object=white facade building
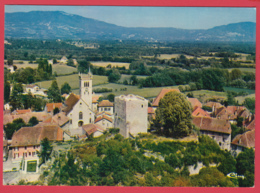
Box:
[114,94,148,138]
[64,72,95,130]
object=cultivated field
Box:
[93,83,180,99]
[90,61,130,69]
[235,94,255,104]
[11,61,38,69]
[52,64,77,75]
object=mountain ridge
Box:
[4,11,256,41]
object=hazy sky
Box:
[5,6,256,29]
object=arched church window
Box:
[79,112,83,119]
[89,118,92,123]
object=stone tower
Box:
[114,94,148,138]
[79,70,93,110]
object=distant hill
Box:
[5,11,256,41]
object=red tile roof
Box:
[96,111,112,117]
[63,93,80,114]
[148,107,155,114]
[11,125,63,147]
[46,103,63,112]
[39,112,69,127]
[26,84,38,89]
[95,115,113,123]
[246,119,255,131]
[205,102,223,109]
[192,107,210,117]
[98,100,113,107]
[82,124,105,136]
[4,112,52,125]
[231,129,255,148]
[12,109,32,115]
[188,98,202,111]
[92,95,100,103]
[192,117,231,134]
[152,88,180,107]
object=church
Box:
[63,70,95,131]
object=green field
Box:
[224,87,255,94]
[52,64,77,75]
[36,74,108,89]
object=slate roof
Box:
[231,129,255,148]
[82,124,105,136]
[192,107,210,117]
[188,98,202,111]
[98,100,113,107]
[152,88,180,107]
[11,125,63,147]
[192,116,231,134]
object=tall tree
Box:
[38,138,53,166]
[47,80,62,102]
[153,91,193,138]
[61,82,71,94]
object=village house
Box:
[60,56,68,64]
[10,124,63,173]
[37,112,70,130]
[3,112,52,126]
[12,109,32,115]
[151,88,180,111]
[192,107,210,117]
[231,129,255,156]
[82,124,105,138]
[95,115,113,130]
[98,100,114,114]
[114,94,148,138]
[24,84,48,97]
[45,102,63,115]
[204,101,223,114]
[193,116,232,151]
[92,95,100,112]
[188,98,202,111]
[214,106,251,124]
[148,107,155,122]
[25,84,39,94]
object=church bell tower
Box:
[79,68,93,109]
